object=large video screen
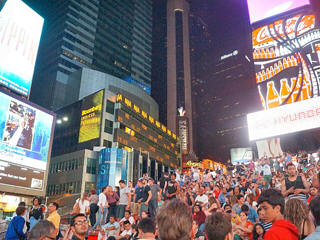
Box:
[252,13,320,111]
[0,90,55,192]
[78,90,104,143]
[247,0,310,24]
[0,0,44,97]
[247,97,320,141]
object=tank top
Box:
[285,176,306,201]
[167,180,177,198]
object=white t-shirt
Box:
[120,216,135,225]
[121,228,132,237]
[98,192,107,208]
[195,194,208,204]
[76,199,90,214]
[263,164,271,175]
[119,187,131,205]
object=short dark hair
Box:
[29,220,56,240]
[138,218,155,233]
[237,194,244,200]
[205,212,232,240]
[171,172,176,177]
[50,202,59,210]
[223,204,231,210]
[123,220,130,225]
[70,213,86,226]
[257,189,285,214]
[101,186,107,192]
[310,195,320,226]
[16,206,26,216]
[286,163,295,169]
[119,180,125,184]
[156,199,192,240]
[109,215,115,219]
[18,202,26,207]
[125,210,131,215]
[241,204,249,212]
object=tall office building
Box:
[30,0,152,110]
[152,0,193,153]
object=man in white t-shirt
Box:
[116,180,131,220]
[195,187,208,208]
[93,186,109,230]
[119,210,135,225]
[117,220,132,240]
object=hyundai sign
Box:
[247,97,320,141]
[247,0,310,24]
[0,0,44,97]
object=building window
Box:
[86,158,96,174]
[104,119,113,134]
[103,140,112,148]
[106,100,115,114]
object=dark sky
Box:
[191,0,252,55]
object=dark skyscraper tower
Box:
[30,0,152,110]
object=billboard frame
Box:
[0,88,56,197]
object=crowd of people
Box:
[5,152,320,240]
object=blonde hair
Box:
[284,198,309,234]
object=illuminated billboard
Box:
[0,0,44,97]
[247,96,320,141]
[247,0,310,24]
[0,89,55,194]
[252,13,320,110]
[78,90,104,143]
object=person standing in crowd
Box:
[46,202,60,237]
[133,179,144,217]
[192,204,206,232]
[195,187,209,208]
[28,220,56,240]
[93,186,109,230]
[217,186,228,206]
[257,189,298,240]
[74,192,90,215]
[306,196,320,240]
[148,177,160,218]
[156,199,193,240]
[205,212,233,240]
[63,213,89,240]
[89,189,99,227]
[137,218,156,240]
[284,198,315,239]
[166,173,179,200]
[140,178,152,217]
[106,186,119,221]
[29,197,44,231]
[5,206,27,240]
[12,201,29,234]
[281,163,309,202]
[116,180,131,220]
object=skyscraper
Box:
[30,0,152,110]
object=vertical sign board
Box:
[0,0,44,97]
[177,116,189,155]
[0,89,55,196]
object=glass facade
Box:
[96,148,128,189]
[31,0,153,111]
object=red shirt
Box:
[213,190,221,199]
[264,220,298,240]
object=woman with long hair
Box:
[106,185,119,220]
[89,189,99,226]
[284,198,315,239]
[252,223,265,240]
[234,211,253,240]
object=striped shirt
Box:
[261,221,272,231]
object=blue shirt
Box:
[135,187,144,203]
[6,216,26,240]
[237,206,259,223]
[217,192,228,205]
[305,226,320,240]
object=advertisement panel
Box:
[247,97,320,141]
[78,90,104,143]
[252,13,320,110]
[230,148,253,163]
[0,0,44,97]
[0,90,55,193]
[247,0,310,24]
[177,116,189,155]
